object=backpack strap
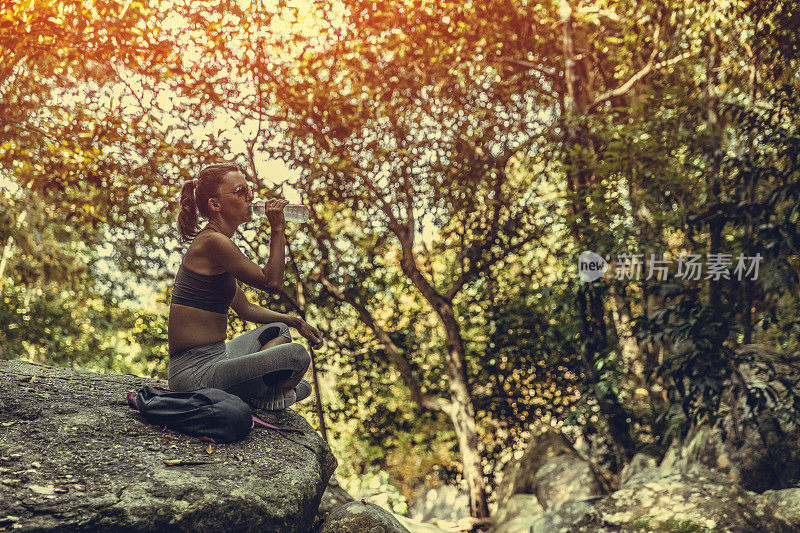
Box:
[252,415,305,435]
[126,387,170,409]
[126,391,139,409]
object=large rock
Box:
[494,423,612,512]
[618,453,656,485]
[529,498,601,533]
[409,484,469,523]
[661,345,800,492]
[570,467,797,532]
[314,478,447,533]
[763,488,800,530]
[319,501,410,533]
[393,515,450,533]
[0,359,337,532]
[491,493,600,533]
[490,494,543,533]
[317,477,355,518]
[492,427,797,533]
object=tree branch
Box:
[310,267,450,413]
[586,47,693,113]
[445,223,544,301]
[500,57,560,83]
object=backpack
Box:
[127,385,304,443]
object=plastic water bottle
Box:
[251,201,309,223]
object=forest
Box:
[1,0,799,523]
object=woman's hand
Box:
[297,320,323,349]
[266,199,290,229]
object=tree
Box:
[4,0,800,515]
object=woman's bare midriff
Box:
[168,303,229,355]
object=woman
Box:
[167,162,323,410]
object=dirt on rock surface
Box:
[0,359,336,532]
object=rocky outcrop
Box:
[572,466,796,532]
[0,359,337,532]
[493,423,613,514]
[489,423,613,533]
[661,345,800,492]
[319,501,410,533]
[491,492,601,533]
[317,477,355,518]
[491,424,798,533]
[618,453,656,485]
[491,494,543,533]
[763,488,800,530]
[315,478,450,533]
[409,484,469,524]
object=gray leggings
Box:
[167,322,311,405]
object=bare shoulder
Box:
[194,231,250,274]
[183,231,238,273]
[199,231,240,255]
[196,230,231,247]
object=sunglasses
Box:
[215,185,253,199]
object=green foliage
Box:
[3,0,800,509]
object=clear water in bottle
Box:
[251,202,309,223]
[282,204,310,223]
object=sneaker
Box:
[250,380,312,411]
[249,386,297,411]
[295,380,312,402]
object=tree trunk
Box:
[560,0,634,463]
[0,211,27,290]
[577,284,636,467]
[312,256,488,515]
[446,399,488,519]
[742,45,759,345]
[396,224,490,518]
[608,283,644,387]
[704,30,725,353]
[0,235,14,286]
[440,305,489,518]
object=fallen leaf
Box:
[162,459,183,466]
[29,484,55,495]
[31,462,41,468]
[162,435,173,444]
[1,478,22,487]
[1,422,15,427]
[72,484,86,491]
[204,444,213,455]
[234,455,244,461]
[0,456,10,461]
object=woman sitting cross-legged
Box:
[167,162,323,410]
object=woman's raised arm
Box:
[203,230,285,293]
